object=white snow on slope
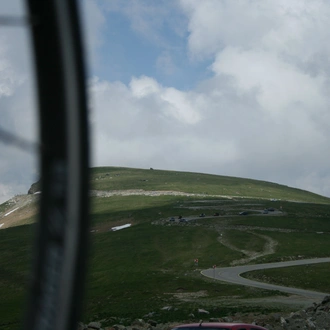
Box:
[4,207,19,217]
[111,224,131,231]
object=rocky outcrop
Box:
[77,319,173,330]
[79,296,330,330]
[265,295,330,329]
[28,180,41,194]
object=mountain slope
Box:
[1,166,330,326]
[91,167,330,203]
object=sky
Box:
[1,0,330,203]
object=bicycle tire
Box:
[24,1,89,330]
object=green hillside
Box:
[1,167,330,329]
[91,166,330,203]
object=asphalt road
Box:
[201,258,330,300]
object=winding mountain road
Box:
[201,258,330,300]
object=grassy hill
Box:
[1,167,330,329]
[91,166,330,203]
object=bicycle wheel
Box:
[23,1,90,330]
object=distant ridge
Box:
[90,166,330,204]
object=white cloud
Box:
[0,183,14,204]
[211,47,327,116]
[156,51,176,75]
[85,0,330,198]
[295,172,330,199]
[2,0,330,204]
[159,87,203,124]
[180,0,330,62]
[80,0,106,71]
[130,76,161,98]
[102,0,185,47]
[89,75,203,164]
[0,1,24,15]
[180,0,276,60]
[0,3,38,203]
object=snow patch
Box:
[0,223,4,228]
[111,223,131,231]
[4,207,19,217]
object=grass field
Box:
[0,225,34,330]
[1,166,330,329]
[244,263,330,292]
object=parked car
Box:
[171,322,267,330]
[213,212,220,216]
[267,207,275,212]
[169,217,175,222]
[199,213,206,217]
[179,218,187,222]
[263,210,268,214]
[239,211,248,215]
